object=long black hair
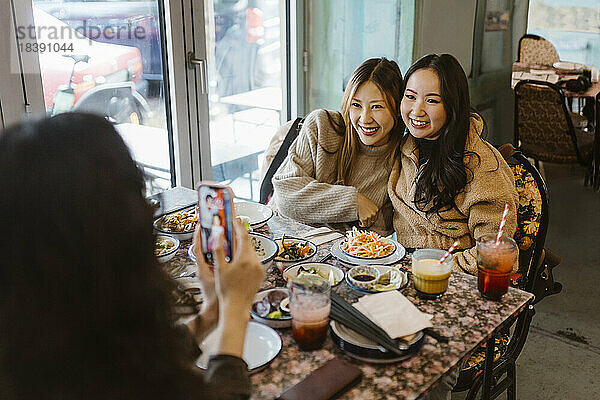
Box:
[0,113,198,398]
[404,54,479,217]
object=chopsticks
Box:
[330,292,408,354]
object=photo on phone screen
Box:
[198,185,234,264]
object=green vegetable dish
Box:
[276,234,314,261]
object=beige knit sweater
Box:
[388,115,519,275]
[272,109,395,235]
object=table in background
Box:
[164,208,533,399]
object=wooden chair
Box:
[514,79,594,184]
[259,117,304,204]
[454,144,562,399]
[518,34,560,66]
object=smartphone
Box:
[197,183,235,265]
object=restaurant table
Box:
[164,211,534,400]
[511,62,600,189]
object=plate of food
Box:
[340,228,396,260]
[331,238,405,266]
[274,235,317,263]
[196,321,282,372]
[155,234,180,263]
[188,232,278,268]
[234,201,273,229]
[251,288,291,328]
[282,262,344,286]
[346,265,409,294]
[153,207,197,240]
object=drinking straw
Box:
[439,240,459,263]
[496,203,510,245]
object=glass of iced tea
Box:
[412,248,453,299]
[476,234,518,300]
[288,275,331,350]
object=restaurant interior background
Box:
[1,0,599,398]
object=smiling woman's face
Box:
[349,81,395,147]
[401,68,447,140]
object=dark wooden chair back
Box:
[514,79,591,166]
[259,117,304,204]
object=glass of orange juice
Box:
[412,249,452,299]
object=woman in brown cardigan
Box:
[389,53,518,275]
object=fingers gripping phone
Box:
[197,183,235,264]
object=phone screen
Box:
[198,185,234,264]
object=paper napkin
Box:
[353,291,433,339]
[301,227,344,246]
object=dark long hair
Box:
[334,57,405,184]
[405,54,478,217]
[0,113,196,398]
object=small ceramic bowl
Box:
[347,265,381,290]
[250,288,292,329]
[274,236,317,263]
[283,262,345,287]
[155,234,180,263]
[234,201,274,229]
[249,232,278,268]
[188,233,278,268]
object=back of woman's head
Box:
[0,113,181,397]
[336,57,404,183]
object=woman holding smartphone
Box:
[0,113,263,399]
[271,57,404,235]
[389,53,518,275]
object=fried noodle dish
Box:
[161,209,197,232]
[341,227,395,258]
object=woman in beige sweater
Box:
[389,54,519,275]
[272,58,404,235]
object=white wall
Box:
[413,0,478,76]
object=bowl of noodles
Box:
[340,228,396,260]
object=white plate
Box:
[234,201,273,229]
[196,321,282,372]
[188,232,278,267]
[345,266,409,293]
[553,61,584,71]
[153,207,197,240]
[282,262,344,286]
[331,239,405,265]
[329,320,423,364]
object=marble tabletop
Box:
[164,214,534,400]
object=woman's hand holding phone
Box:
[192,218,264,357]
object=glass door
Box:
[25,0,174,195]
[203,0,285,201]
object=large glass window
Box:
[28,0,172,195]
[204,0,284,201]
[527,0,600,67]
